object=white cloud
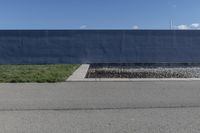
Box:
[80,25,87,29]
[175,23,200,30]
[132,25,139,29]
[190,23,200,29]
[176,25,189,30]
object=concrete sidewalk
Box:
[68,64,89,81]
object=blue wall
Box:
[0,30,200,64]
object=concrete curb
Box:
[67,78,200,82]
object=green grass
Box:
[0,64,80,83]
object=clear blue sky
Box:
[0,0,200,29]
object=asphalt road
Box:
[1,108,200,133]
[0,81,200,110]
[0,81,200,133]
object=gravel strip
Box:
[86,64,200,78]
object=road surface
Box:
[0,81,200,132]
[0,81,200,110]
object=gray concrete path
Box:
[68,64,89,81]
[0,81,200,110]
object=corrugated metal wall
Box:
[0,30,200,64]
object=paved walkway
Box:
[68,64,89,81]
